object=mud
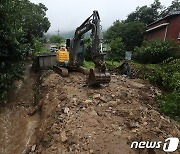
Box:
[0,64,40,154]
[0,66,180,154]
[33,72,180,154]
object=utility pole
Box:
[55,29,60,36]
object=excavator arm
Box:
[71,10,110,85]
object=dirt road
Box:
[33,72,180,154]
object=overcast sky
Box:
[29,0,172,33]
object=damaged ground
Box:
[29,71,180,154]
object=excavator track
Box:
[53,65,68,77]
[87,69,111,85]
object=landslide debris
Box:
[31,71,180,154]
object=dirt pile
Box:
[32,72,180,154]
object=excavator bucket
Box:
[87,69,111,85]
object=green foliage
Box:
[105,61,120,70]
[84,38,92,61]
[84,61,120,70]
[161,0,180,16]
[108,38,126,61]
[0,0,50,102]
[49,35,65,44]
[169,0,180,10]
[158,91,180,121]
[138,58,180,120]
[33,39,49,55]
[83,61,95,69]
[126,0,180,25]
[134,40,179,64]
[126,0,164,25]
[104,21,146,51]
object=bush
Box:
[134,40,179,64]
[108,37,126,61]
[144,58,180,91]
[84,38,92,61]
[140,58,180,120]
[49,35,65,44]
[158,91,180,121]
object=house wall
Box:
[145,27,166,40]
[145,15,180,42]
[166,16,180,42]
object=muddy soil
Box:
[0,64,40,154]
[32,72,180,154]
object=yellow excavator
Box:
[53,10,111,85]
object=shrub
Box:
[144,58,180,90]
[134,40,179,64]
[141,58,180,120]
[158,91,180,121]
[84,38,92,61]
[108,37,126,61]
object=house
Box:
[145,11,180,42]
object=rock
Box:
[131,129,138,133]
[126,100,132,104]
[64,107,70,115]
[61,131,68,142]
[90,149,94,153]
[99,97,107,103]
[59,94,67,101]
[67,136,77,145]
[53,134,60,142]
[51,123,59,134]
[143,122,148,126]
[22,145,32,154]
[84,99,93,104]
[130,81,145,88]
[72,97,77,103]
[150,86,159,95]
[111,94,115,98]
[108,101,117,107]
[93,94,101,99]
[31,145,36,152]
[90,110,98,116]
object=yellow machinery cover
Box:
[56,47,69,62]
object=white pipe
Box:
[164,25,169,42]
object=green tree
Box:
[84,38,92,61]
[161,0,180,16]
[50,35,65,44]
[19,1,50,45]
[0,0,50,101]
[126,0,164,25]
[108,38,126,61]
[169,0,180,10]
[104,21,146,51]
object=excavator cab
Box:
[66,39,85,66]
